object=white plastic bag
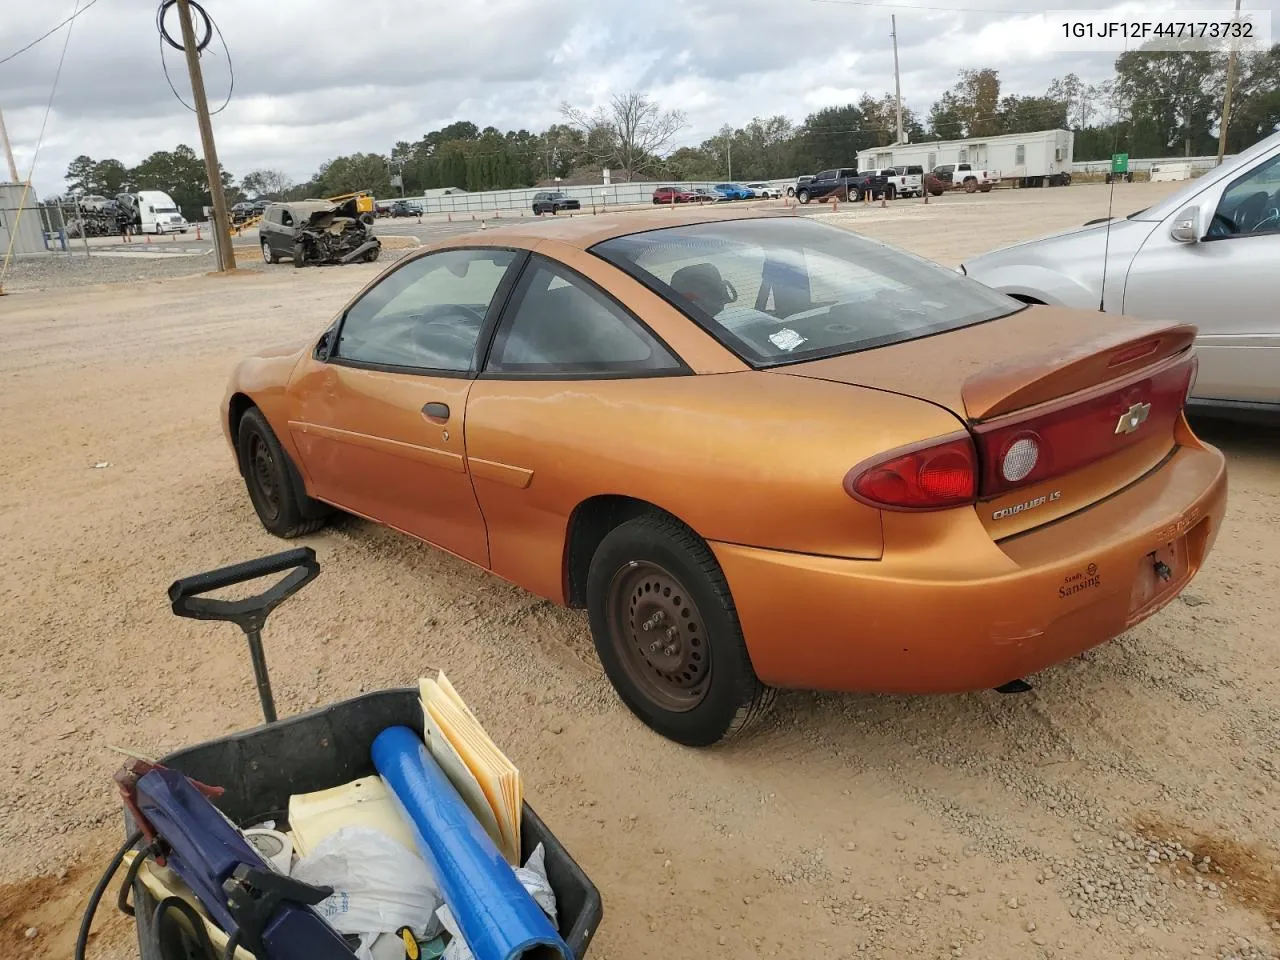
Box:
[439,843,557,960]
[291,826,443,960]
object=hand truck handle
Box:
[167,547,319,632]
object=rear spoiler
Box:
[961,320,1198,420]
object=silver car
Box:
[960,131,1280,421]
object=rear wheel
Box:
[586,513,773,746]
[886,185,897,201]
[364,246,380,263]
[964,178,978,193]
[293,242,307,268]
[979,184,992,193]
[237,408,330,538]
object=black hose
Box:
[152,895,220,959]
[116,838,158,917]
[74,829,144,960]
[156,0,213,52]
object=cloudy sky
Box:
[2,0,1276,195]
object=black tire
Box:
[797,189,810,204]
[293,242,306,268]
[261,239,278,264]
[237,408,330,538]
[359,212,375,226]
[586,513,773,746]
[886,185,896,201]
[364,245,381,263]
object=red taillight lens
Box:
[846,434,978,511]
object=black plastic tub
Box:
[128,688,602,959]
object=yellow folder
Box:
[287,775,419,857]
[419,672,522,864]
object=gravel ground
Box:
[1,182,1277,960]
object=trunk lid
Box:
[778,306,1199,538]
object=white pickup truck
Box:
[934,162,999,193]
[869,166,924,199]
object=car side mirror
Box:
[1170,205,1201,243]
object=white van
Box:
[134,190,189,234]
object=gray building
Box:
[0,182,47,256]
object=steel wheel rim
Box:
[248,433,280,521]
[261,240,270,262]
[607,561,711,713]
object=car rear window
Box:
[592,217,1021,367]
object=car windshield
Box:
[592,217,1021,367]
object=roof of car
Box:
[427,207,797,252]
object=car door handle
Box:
[422,402,450,421]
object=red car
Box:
[652,186,697,204]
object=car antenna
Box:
[1098,125,1122,312]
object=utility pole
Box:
[174,0,234,271]
[891,15,905,144]
[1216,0,1243,165]
[727,133,732,180]
[0,105,19,183]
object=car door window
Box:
[335,248,517,373]
[484,257,682,376]
[280,209,294,228]
[1210,153,1280,238]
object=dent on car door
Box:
[1123,150,1280,405]
[463,252,690,601]
[287,247,524,565]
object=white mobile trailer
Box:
[857,129,1074,187]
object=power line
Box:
[0,0,103,68]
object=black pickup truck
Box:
[795,167,889,204]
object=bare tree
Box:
[241,168,293,199]
[560,92,686,181]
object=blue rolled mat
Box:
[372,725,572,960]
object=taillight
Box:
[845,433,978,511]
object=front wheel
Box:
[797,189,810,204]
[586,513,773,746]
[293,242,307,268]
[261,239,277,264]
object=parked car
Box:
[713,183,753,201]
[230,201,257,224]
[787,175,814,198]
[223,211,1225,746]
[691,187,721,203]
[652,186,698,204]
[867,168,920,200]
[961,129,1280,420]
[258,198,381,267]
[933,163,998,193]
[389,200,424,218]
[796,168,889,204]
[744,182,782,199]
[532,191,582,215]
[893,165,926,198]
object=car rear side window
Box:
[335,248,517,373]
[592,218,1020,367]
[485,257,682,377]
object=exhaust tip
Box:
[994,678,1034,694]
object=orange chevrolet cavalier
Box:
[223,210,1227,745]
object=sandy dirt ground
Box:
[2,182,1278,960]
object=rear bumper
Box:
[713,437,1227,694]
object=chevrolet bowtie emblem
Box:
[1115,401,1152,435]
